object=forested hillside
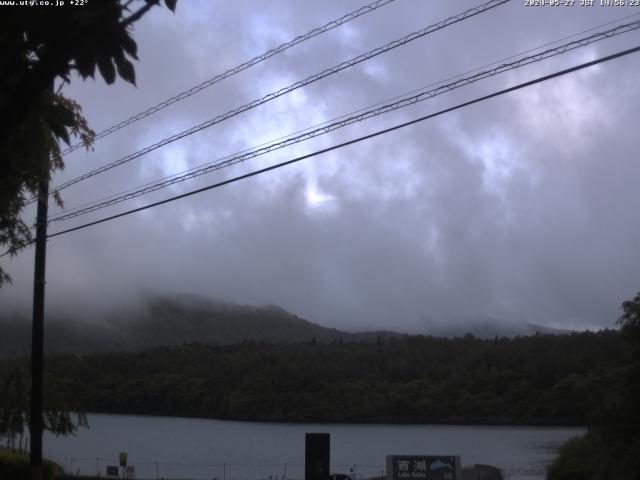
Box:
[33,330,627,425]
[0,294,565,356]
[0,295,400,356]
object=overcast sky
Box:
[2,0,640,331]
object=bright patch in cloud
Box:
[363,59,389,82]
[514,67,606,146]
[305,182,336,211]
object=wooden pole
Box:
[30,177,49,480]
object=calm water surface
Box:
[43,414,583,480]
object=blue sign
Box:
[386,455,461,480]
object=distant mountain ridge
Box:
[0,294,570,356]
[0,294,398,355]
[421,315,571,339]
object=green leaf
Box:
[44,114,71,145]
[40,99,73,145]
[115,56,136,85]
[96,55,116,85]
[75,56,96,79]
[164,0,177,12]
[120,32,138,60]
[51,102,75,127]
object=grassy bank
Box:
[0,448,59,480]
[0,447,111,480]
[547,432,640,479]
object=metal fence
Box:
[45,456,386,480]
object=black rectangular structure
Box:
[305,433,330,480]
[106,466,119,477]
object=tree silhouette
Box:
[0,361,86,451]
[0,0,177,285]
[618,291,640,343]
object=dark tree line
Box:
[3,330,626,426]
[548,294,640,480]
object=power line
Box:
[54,12,640,218]
[53,9,640,215]
[51,20,640,221]
[47,0,510,197]
[44,45,640,240]
[47,20,640,224]
[60,0,397,156]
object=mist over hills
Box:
[0,293,570,356]
[422,315,570,338]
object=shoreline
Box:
[80,410,588,429]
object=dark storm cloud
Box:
[2,0,639,331]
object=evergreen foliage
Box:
[547,292,640,480]
[0,330,625,426]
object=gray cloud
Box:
[2,0,639,332]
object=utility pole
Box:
[30,176,49,480]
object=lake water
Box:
[43,414,583,480]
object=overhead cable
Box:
[48,0,510,197]
[55,12,640,218]
[60,0,397,156]
[48,20,640,223]
[44,45,640,240]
